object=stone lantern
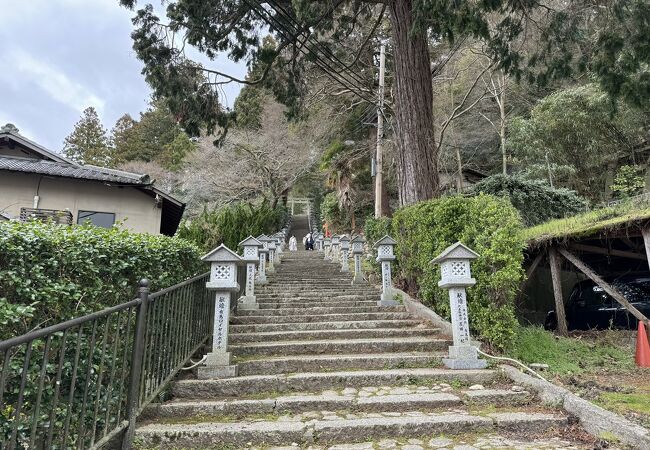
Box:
[273,233,284,263]
[199,244,242,378]
[323,237,332,260]
[331,234,340,262]
[431,242,486,370]
[375,235,398,306]
[256,235,270,283]
[267,239,277,273]
[339,235,350,272]
[351,235,366,284]
[239,236,262,310]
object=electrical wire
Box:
[476,349,548,382]
[244,0,377,104]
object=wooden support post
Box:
[641,227,650,272]
[548,247,569,336]
[558,247,650,326]
[520,252,544,291]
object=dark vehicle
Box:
[545,275,650,330]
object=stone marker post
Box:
[431,242,487,370]
[239,236,262,310]
[339,235,350,272]
[351,235,366,284]
[316,233,324,252]
[199,244,241,378]
[323,237,332,260]
[375,235,398,306]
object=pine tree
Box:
[63,107,112,166]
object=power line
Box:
[244,0,377,104]
[265,0,369,87]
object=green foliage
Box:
[508,84,647,201]
[470,174,588,226]
[0,220,202,339]
[364,216,392,246]
[112,101,196,170]
[62,107,112,166]
[176,202,286,252]
[234,85,265,129]
[590,0,650,110]
[610,165,646,198]
[391,194,525,350]
[508,326,634,375]
[320,192,346,232]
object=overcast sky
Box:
[0,0,245,152]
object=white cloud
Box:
[2,50,105,115]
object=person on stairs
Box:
[289,235,298,251]
[304,232,314,251]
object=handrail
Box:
[0,271,214,450]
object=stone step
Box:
[230,336,449,357]
[144,387,533,420]
[235,352,443,375]
[231,312,413,324]
[135,410,566,448]
[229,319,425,333]
[229,327,439,343]
[256,294,378,301]
[235,306,404,317]
[257,300,378,309]
[173,368,499,398]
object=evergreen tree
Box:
[111,101,196,170]
[63,107,112,166]
[120,0,593,207]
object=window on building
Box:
[77,210,115,228]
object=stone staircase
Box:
[135,219,594,449]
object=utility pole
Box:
[374,42,386,218]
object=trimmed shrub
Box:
[0,221,203,339]
[470,174,588,226]
[176,202,287,252]
[391,194,525,350]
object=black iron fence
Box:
[0,271,223,449]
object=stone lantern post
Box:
[339,235,350,272]
[351,235,366,284]
[256,235,270,283]
[199,244,242,378]
[323,237,332,260]
[239,236,262,310]
[331,234,340,262]
[273,233,284,263]
[375,235,398,307]
[267,239,277,273]
[431,242,487,370]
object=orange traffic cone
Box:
[635,321,650,368]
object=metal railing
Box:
[0,271,220,449]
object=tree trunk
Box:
[389,0,439,206]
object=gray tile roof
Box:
[0,156,151,185]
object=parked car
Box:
[544,275,650,330]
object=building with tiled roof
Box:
[0,124,185,235]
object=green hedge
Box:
[176,202,287,252]
[469,174,588,226]
[0,221,203,339]
[391,194,525,350]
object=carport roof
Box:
[523,198,650,248]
